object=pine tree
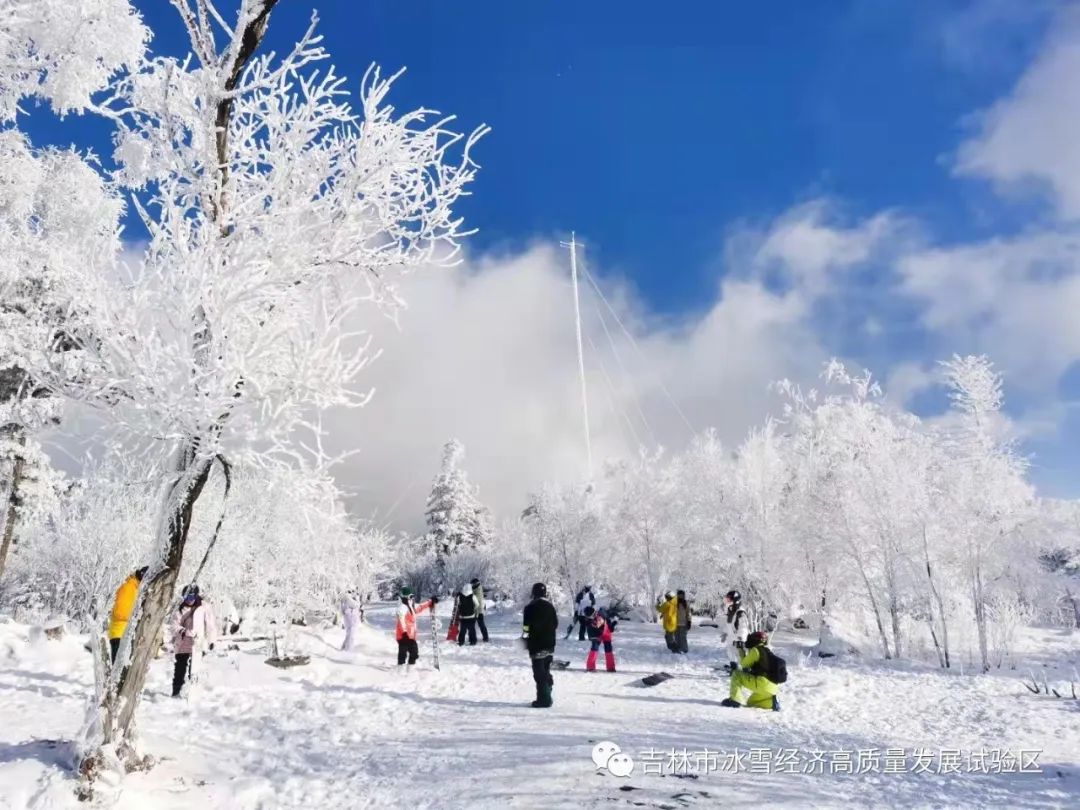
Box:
[425,439,493,560]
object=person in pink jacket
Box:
[171,584,216,697]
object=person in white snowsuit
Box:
[722,589,748,670]
[341,590,362,651]
[574,585,596,641]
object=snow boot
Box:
[720,698,741,708]
[585,649,598,671]
[772,696,781,712]
[532,682,552,708]
[605,651,616,672]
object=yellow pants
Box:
[730,670,778,709]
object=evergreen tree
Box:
[425,439,493,560]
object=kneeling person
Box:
[722,631,783,710]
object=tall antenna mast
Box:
[561,232,593,477]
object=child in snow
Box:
[656,591,678,652]
[171,584,216,697]
[721,589,748,671]
[721,630,781,710]
[522,582,558,707]
[395,587,438,669]
[470,578,490,642]
[583,606,616,672]
[455,583,480,646]
[675,589,692,654]
[341,590,362,651]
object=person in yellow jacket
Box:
[108,566,148,662]
[655,591,678,652]
[722,631,780,710]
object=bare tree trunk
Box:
[922,527,950,668]
[973,564,990,672]
[854,555,891,659]
[0,428,27,581]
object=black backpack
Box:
[762,647,788,684]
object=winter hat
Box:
[747,630,768,648]
[583,606,596,617]
[665,590,676,600]
[461,584,473,596]
[400,586,414,598]
[470,578,480,587]
[531,582,548,599]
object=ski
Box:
[430,598,441,671]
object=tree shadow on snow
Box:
[0,738,75,771]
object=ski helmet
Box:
[583,605,596,617]
[531,582,548,599]
[724,589,741,604]
[400,586,414,598]
[747,630,768,648]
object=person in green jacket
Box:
[470,578,490,642]
[721,631,780,710]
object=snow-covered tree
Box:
[939,355,1034,672]
[2,462,155,625]
[3,0,484,782]
[425,439,493,560]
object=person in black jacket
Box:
[522,582,558,708]
[456,584,480,646]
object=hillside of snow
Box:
[1,608,1078,809]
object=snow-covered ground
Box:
[1,608,1078,809]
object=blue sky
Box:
[22,1,1080,511]
[24,1,1052,307]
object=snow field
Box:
[1,610,1078,809]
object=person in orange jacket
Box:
[108,566,148,662]
[395,587,438,670]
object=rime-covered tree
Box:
[2,0,484,786]
[425,439,493,560]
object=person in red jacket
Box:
[395,587,438,670]
[584,606,616,672]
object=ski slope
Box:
[1,608,1078,809]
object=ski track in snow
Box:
[1,611,1079,809]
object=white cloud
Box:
[324,240,836,530]
[751,200,898,296]
[897,231,1080,389]
[955,5,1080,219]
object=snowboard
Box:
[640,671,673,687]
[445,601,460,642]
[430,602,441,671]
